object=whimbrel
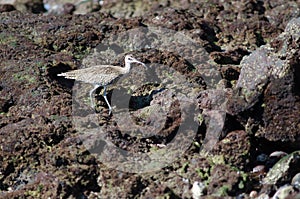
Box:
[58,54,146,114]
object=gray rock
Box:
[262,151,300,185]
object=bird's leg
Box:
[102,86,112,114]
[89,84,100,108]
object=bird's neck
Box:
[123,62,131,74]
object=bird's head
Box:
[125,54,147,68]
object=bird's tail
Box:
[57,72,77,79]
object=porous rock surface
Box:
[0,0,299,198]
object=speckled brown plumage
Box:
[58,65,126,85]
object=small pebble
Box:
[249,190,258,198]
[236,193,246,199]
[269,151,287,158]
[257,153,268,162]
[182,178,189,184]
[252,165,266,174]
[191,181,205,199]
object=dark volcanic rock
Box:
[226,17,300,143]
[1,1,300,198]
[210,47,250,65]
[207,164,245,196]
[0,11,109,198]
[0,4,16,13]
[211,130,251,169]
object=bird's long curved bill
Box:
[136,61,147,68]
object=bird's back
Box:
[58,65,126,85]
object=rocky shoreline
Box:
[0,1,299,198]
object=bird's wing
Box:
[58,65,123,85]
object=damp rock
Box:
[262,151,300,186]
